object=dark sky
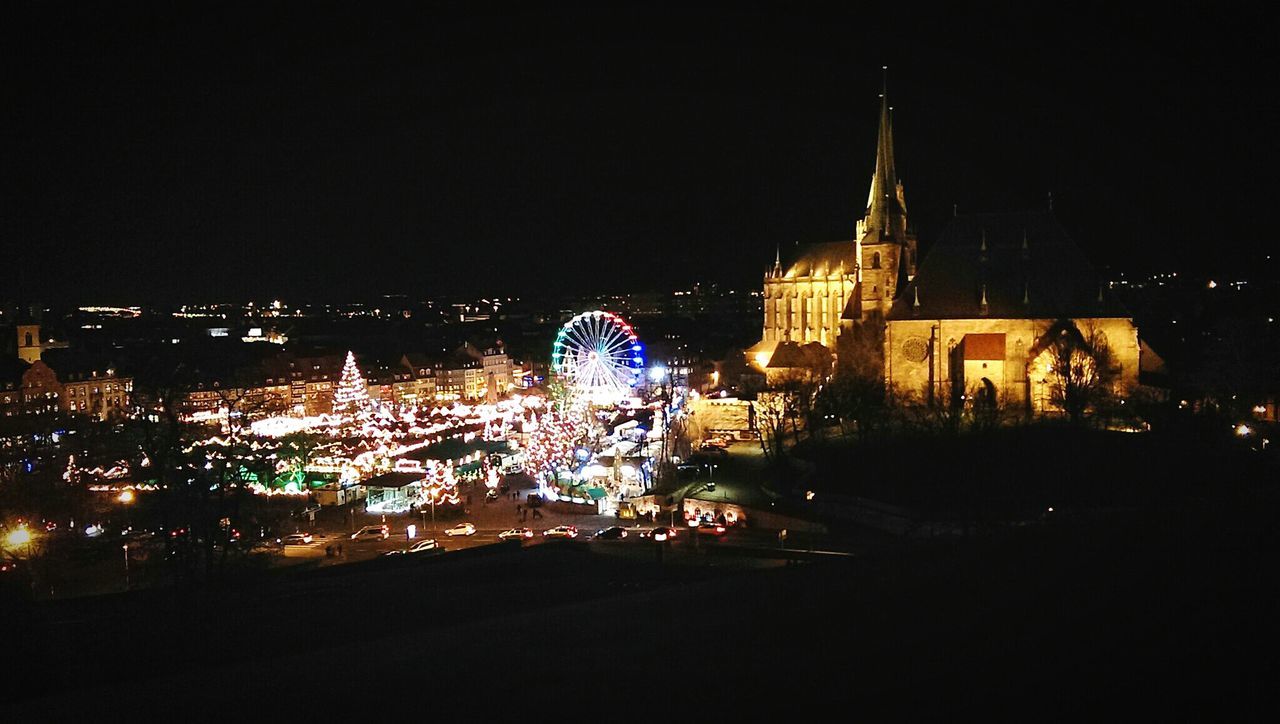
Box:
[11,2,1278,304]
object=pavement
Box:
[281,473,638,566]
[656,439,778,508]
[28,445,885,599]
[277,447,890,569]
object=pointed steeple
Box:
[773,244,782,277]
[865,69,901,241]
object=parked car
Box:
[593,526,627,540]
[282,533,313,545]
[542,525,579,539]
[640,526,678,542]
[444,522,476,537]
[351,525,389,541]
[697,522,728,536]
[498,527,534,541]
[405,538,439,553]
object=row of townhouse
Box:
[178,345,515,418]
[2,344,132,421]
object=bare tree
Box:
[819,324,889,441]
[753,370,820,462]
[1036,320,1118,425]
[898,381,967,435]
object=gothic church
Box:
[748,84,1144,413]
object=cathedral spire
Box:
[865,67,904,243]
[773,244,782,277]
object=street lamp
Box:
[5,525,31,548]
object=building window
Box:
[872,252,881,269]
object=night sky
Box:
[11,3,1278,304]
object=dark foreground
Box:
[5,497,1279,718]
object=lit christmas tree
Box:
[332,350,370,415]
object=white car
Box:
[444,522,476,537]
[405,539,439,553]
[542,525,579,539]
[351,525,389,541]
[282,533,313,545]
[498,527,534,541]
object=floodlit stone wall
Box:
[885,316,1140,412]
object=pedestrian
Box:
[517,505,522,516]
[337,542,343,557]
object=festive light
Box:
[332,350,371,415]
[552,310,645,404]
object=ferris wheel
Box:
[551,311,645,401]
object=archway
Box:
[974,377,998,409]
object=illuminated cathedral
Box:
[748,85,916,372]
[748,81,1146,412]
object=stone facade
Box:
[884,316,1140,412]
[884,211,1142,415]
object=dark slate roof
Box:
[767,341,834,369]
[781,241,856,278]
[887,211,1128,321]
[402,353,437,372]
[363,471,428,489]
[40,348,125,379]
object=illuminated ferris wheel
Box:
[552,311,645,401]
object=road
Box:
[281,451,877,567]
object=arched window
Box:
[872,252,881,269]
[24,332,33,347]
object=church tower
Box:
[17,322,41,363]
[748,74,918,374]
[854,80,917,320]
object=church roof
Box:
[779,240,856,279]
[887,211,1128,321]
[40,348,126,379]
[767,341,833,370]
